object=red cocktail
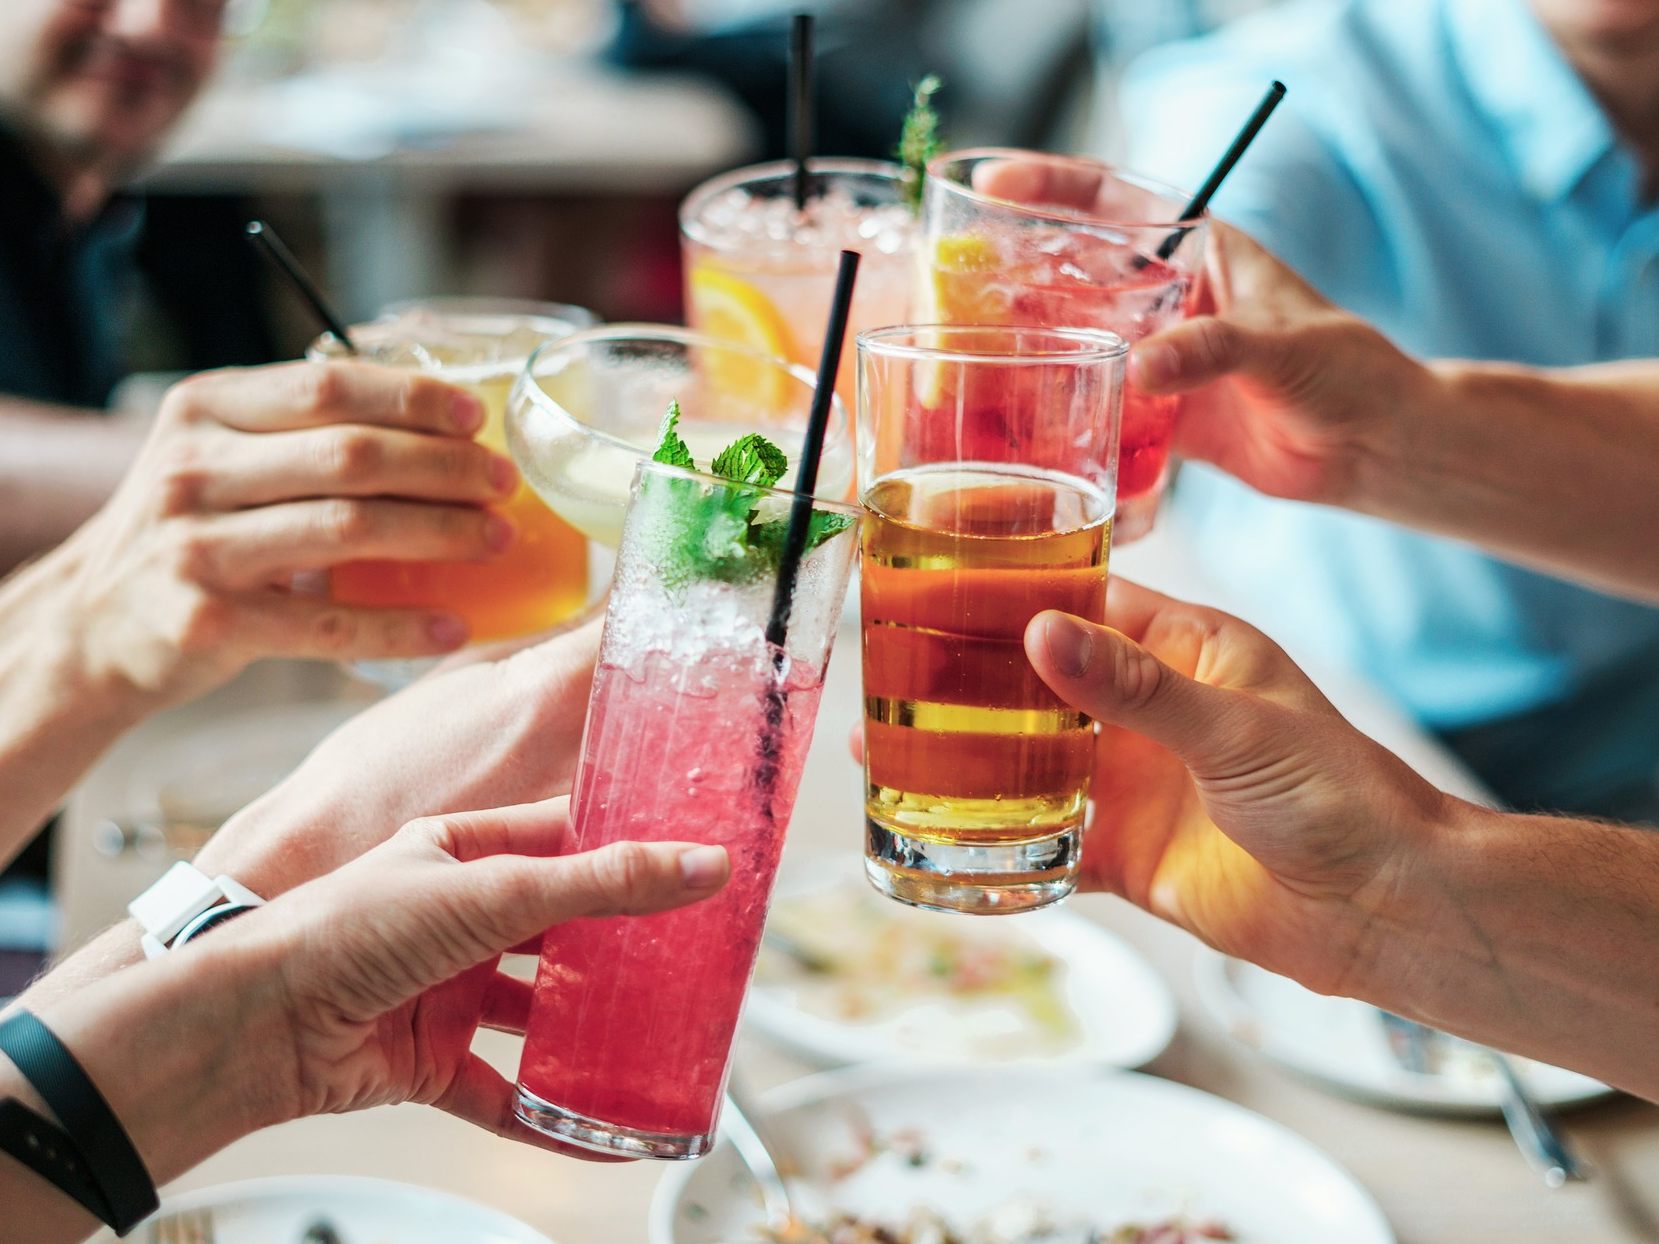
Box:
[923,151,1207,542]
[514,458,859,1159]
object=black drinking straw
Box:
[764,247,860,653]
[1148,80,1287,264]
[788,12,815,211]
[753,247,859,806]
[244,219,358,354]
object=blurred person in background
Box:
[1113,0,1659,823]
[0,0,274,574]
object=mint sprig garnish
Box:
[652,399,695,469]
[710,433,787,489]
[898,73,943,215]
[640,401,855,588]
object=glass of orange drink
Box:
[310,300,597,685]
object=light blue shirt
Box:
[1117,0,1659,751]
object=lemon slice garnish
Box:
[687,266,798,410]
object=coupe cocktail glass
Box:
[923,150,1205,542]
[506,324,852,549]
[858,325,1126,915]
[514,459,859,1159]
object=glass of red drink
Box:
[514,457,860,1159]
[921,150,1206,542]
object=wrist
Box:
[1340,347,1453,516]
[1345,793,1511,1021]
[24,925,295,1183]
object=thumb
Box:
[1025,611,1246,765]
[457,839,731,958]
[1129,316,1286,396]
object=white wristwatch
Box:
[128,862,266,959]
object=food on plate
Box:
[752,1201,1236,1243]
[755,886,1081,1059]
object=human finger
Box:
[415,798,575,863]
[438,1055,633,1163]
[970,156,1105,210]
[167,361,485,437]
[184,498,511,587]
[193,426,516,511]
[1026,610,1262,766]
[480,971,533,1033]
[193,594,469,662]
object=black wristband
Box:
[0,1010,158,1234]
[0,1097,112,1224]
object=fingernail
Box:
[488,453,519,495]
[679,845,728,889]
[1130,342,1177,390]
[451,391,485,433]
[428,614,468,648]
[1042,612,1095,678]
[485,512,516,552]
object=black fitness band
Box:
[0,1010,158,1233]
[0,1097,112,1223]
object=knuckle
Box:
[402,814,459,855]
[1190,320,1238,376]
[306,606,362,656]
[499,859,546,911]
[591,842,658,907]
[175,589,235,653]
[155,444,210,514]
[159,373,213,427]
[298,362,348,415]
[320,498,379,545]
[163,521,219,584]
[324,428,385,483]
[1111,640,1168,713]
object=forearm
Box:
[0,400,143,574]
[0,572,156,864]
[1355,359,1659,602]
[1363,800,1659,1100]
[0,939,279,1240]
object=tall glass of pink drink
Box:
[514,458,860,1160]
[922,150,1207,543]
[680,158,917,451]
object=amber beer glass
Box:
[857,326,1125,914]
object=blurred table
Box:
[58,523,1659,1244]
[145,60,757,316]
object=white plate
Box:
[651,1065,1394,1244]
[95,1175,553,1244]
[1194,952,1613,1115]
[746,861,1176,1071]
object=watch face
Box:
[176,902,257,948]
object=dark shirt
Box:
[0,122,139,407]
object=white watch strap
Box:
[128,862,265,959]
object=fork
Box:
[150,1207,215,1244]
[1376,1010,1588,1186]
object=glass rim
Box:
[306,305,592,372]
[514,322,849,486]
[679,156,908,248]
[378,295,599,328]
[633,456,863,518]
[925,147,1204,232]
[856,323,1130,365]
